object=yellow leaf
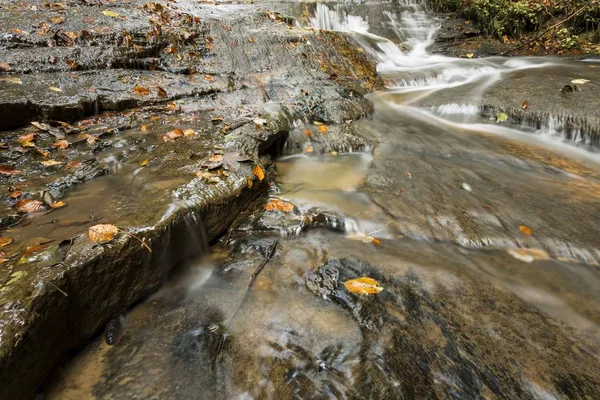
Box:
[519,225,533,235]
[343,277,383,295]
[140,124,148,132]
[0,237,14,247]
[140,159,149,166]
[247,176,253,188]
[318,125,328,134]
[253,165,264,181]
[88,224,119,243]
[49,86,62,92]
[466,53,474,59]
[50,201,66,209]
[40,160,63,166]
[102,10,120,18]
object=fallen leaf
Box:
[36,148,50,157]
[571,79,590,84]
[209,154,224,163]
[519,225,533,235]
[82,134,98,145]
[88,224,119,243]
[264,198,294,213]
[318,125,328,134]
[17,133,35,144]
[9,188,22,198]
[183,129,195,137]
[0,165,21,176]
[461,182,472,192]
[204,74,214,82]
[466,53,474,59]
[162,128,184,141]
[133,85,150,96]
[0,76,22,84]
[372,238,381,245]
[49,16,64,24]
[65,160,81,169]
[522,100,528,109]
[343,277,383,295]
[249,37,256,43]
[0,63,11,71]
[140,159,149,166]
[305,145,314,153]
[52,139,69,149]
[247,176,253,188]
[102,10,120,18]
[49,86,62,92]
[41,160,63,166]
[0,237,14,247]
[64,31,78,40]
[50,201,66,209]
[508,248,549,263]
[303,129,313,137]
[16,199,45,213]
[496,112,508,123]
[253,165,265,181]
[140,124,148,132]
[157,86,167,97]
[346,232,378,244]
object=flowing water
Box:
[46,1,600,398]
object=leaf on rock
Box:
[519,225,533,235]
[9,188,22,198]
[157,86,168,97]
[102,10,120,18]
[571,79,590,84]
[162,128,184,142]
[0,63,11,71]
[264,198,294,213]
[253,165,265,181]
[343,277,383,295]
[496,113,508,123]
[17,133,35,144]
[0,237,14,247]
[0,165,21,176]
[88,224,119,243]
[303,129,313,137]
[16,199,45,213]
[40,160,63,166]
[64,31,78,40]
[204,74,214,82]
[133,85,150,96]
[318,125,328,134]
[49,16,65,24]
[247,176,253,188]
[49,86,62,92]
[222,152,250,171]
[53,139,69,149]
[522,100,528,109]
[140,124,148,132]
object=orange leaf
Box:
[162,128,184,141]
[140,124,148,132]
[522,100,529,109]
[303,129,313,137]
[305,145,314,153]
[9,188,22,198]
[50,201,66,209]
[264,198,294,213]
[209,154,223,162]
[88,224,119,243]
[157,86,167,97]
[204,74,214,82]
[253,165,264,181]
[519,225,533,235]
[318,125,328,134]
[0,237,14,247]
[133,85,150,96]
[0,165,20,176]
[343,277,383,295]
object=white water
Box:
[309,2,599,163]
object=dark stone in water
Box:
[103,317,122,346]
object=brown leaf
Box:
[264,198,294,213]
[16,199,45,213]
[0,63,11,71]
[49,16,64,24]
[88,224,119,243]
[0,237,14,247]
[133,85,150,96]
[36,148,50,157]
[66,59,79,70]
[253,165,265,181]
[17,133,35,144]
[9,188,22,198]
[249,37,256,43]
[49,201,66,209]
[52,139,69,149]
[519,225,533,235]
[522,100,529,109]
[0,165,21,176]
[303,129,313,137]
[204,74,214,82]
[65,160,80,169]
[157,86,168,97]
[162,128,184,142]
[64,31,78,40]
[343,277,383,295]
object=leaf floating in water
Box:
[16,199,45,213]
[253,165,265,181]
[344,277,383,295]
[496,113,508,123]
[88,224,119,243]
[0,237,14,247]
[52,139,70,149]
[508,248,549,263]
[346,232,379,244]
[264,198,294,213]
[571,79,589,84]
[522,100,529,109]
[50,201,66,209]
[519,225,533,236]
[162,128,184,141]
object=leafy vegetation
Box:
[430,0,600,50]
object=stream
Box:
[44,1,600,399]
